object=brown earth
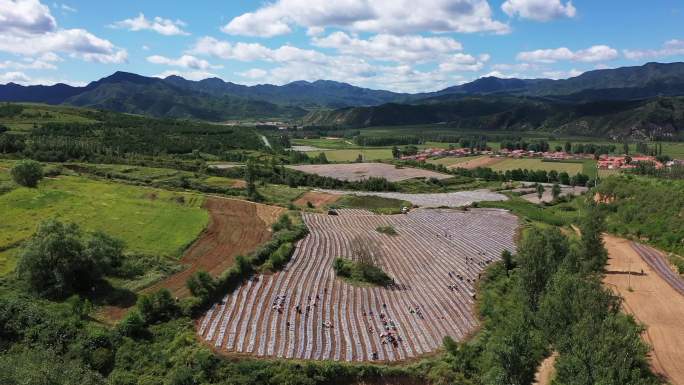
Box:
[145,197,285,298]
[447,156,504,170]
[293,191,340,208]
[533,352,558,385]
[603,235,684,385]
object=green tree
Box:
[17,220,98,298]
[137,289,180,325]
[516,228,569,309]
[186,271,216,300]
[536,184,545,200]
[10,159,43,187]
[577,204,608,274]
[551,183,562,201]
[391,145,400,159]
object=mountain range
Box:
[1,62,684,135]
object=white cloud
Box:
[438,53,489,72]
[0,71,30,83]
[222,0,509,37]
[623,39,684,60]
[0,54,59,70]
[541,68,582,79]
[312,32,463,62]
[0,0,56,34]
[112,13,189,36]
[517,45,618,63]
[0,1,126,63]
[59,3,76,12]
[189,36,327,63]
[0,28,128,63]
[502,0,576,21]
[154,70,216,81]
[238,68,268,79]
[146,54,221,70]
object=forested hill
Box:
[1,62,684,123]
[303,96,684,139]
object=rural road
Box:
[260,134,271,148]
[631,242,684,295]
[604,235,684,385]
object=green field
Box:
[307,148,393,162]
[0,172,209,275]
[490,158,585,174]
[0,103,99,132]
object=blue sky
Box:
[1,0,683,92]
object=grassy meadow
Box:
[490,158,585,174]
[0,170,209,275]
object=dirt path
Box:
[533,352,558,385]
[145,197,285,298]
[603,235,684,385]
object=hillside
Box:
[1,62,684,123]
[304,96,684,138]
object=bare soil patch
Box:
[533,352,558,385]
[146,197,285,298]
[448,156,504,170]
[604,235,684,385]
[287,163,451,182]
[293,191,340,208]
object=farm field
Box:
[198,208,518,362]
[490,158,584,174]
[0,103,99,131]
[306,149,394,162]
[603,235,684,385]
[146,197,285,298]
[320,189,507,208]
[293,191,341,208]
[287,163,451,182]
[0,173,208,275]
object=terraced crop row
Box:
[198,208,518,362]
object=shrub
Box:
[375,225,398,236]
[10,159,43,187]
[137,289,180,325]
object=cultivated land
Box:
[147,197,285,298]
[320,189,508,208]
[0,172,208,275]
[287,163,451,182]
[604,235,684,385]
[307,149,394,162]
[489,158,584,174]
[198,208,518,362]
[293,191,341,208]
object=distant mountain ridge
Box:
[1,62,684,122]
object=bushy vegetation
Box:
[596,175,684,254]
[10,159,43,187]
[333,257,393,287]
[16,219,124,299]
[375,225,398,236]
[332,236,393,287]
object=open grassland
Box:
[332,194,411,214]
[426,156,484,167]
[0,172,208,275]
[490,158,584,174]
[198,208,518,362]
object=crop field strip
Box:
[198,208,518,362]
[320,189,508,208]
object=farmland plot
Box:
[198,208,518,362]
[320,189,508,208]
[286,163,451,182]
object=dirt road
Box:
[604,235,684,385]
